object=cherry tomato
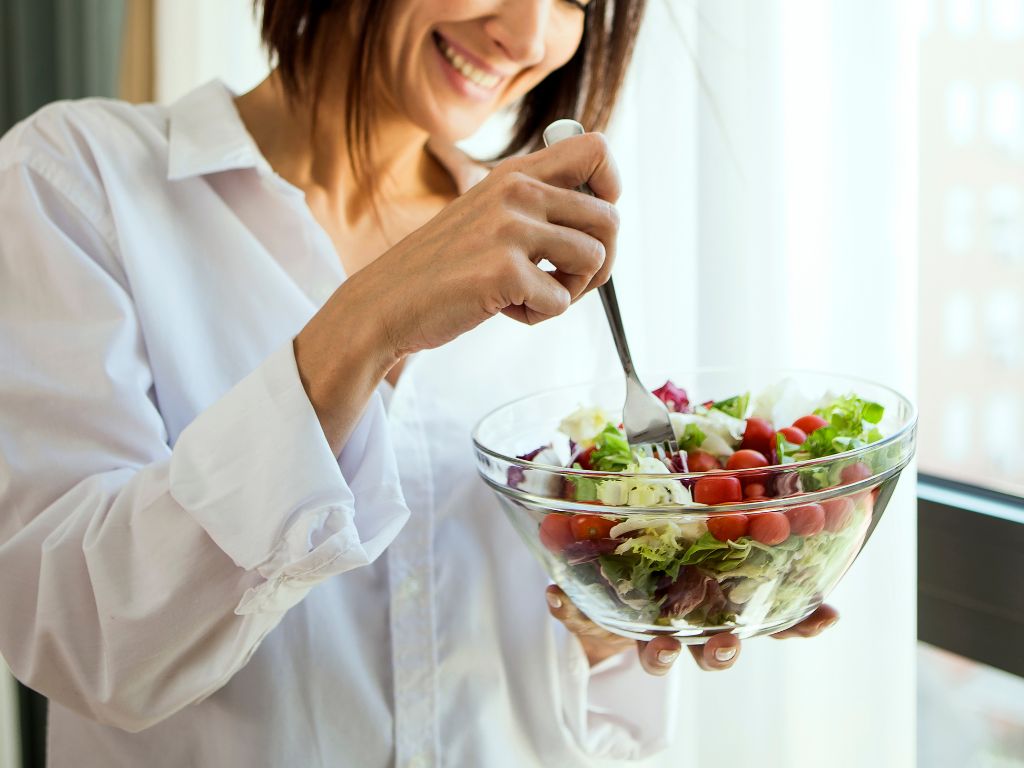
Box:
[540,514,575,552]
[743,482,767,499]
[694,475,743,504]
[822,496,854,532]
[840,462,872,485]
[687,450,721,473]
[570,514,617,541]
[778,426,807,445]
[708,513,750,542]
[575,445,597,470]
[741,417,776,455]
[793,414,828,434]
[785,503,826,536]
[748,511,790,545]
[726,449,769,470]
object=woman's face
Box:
[374,0,590,142]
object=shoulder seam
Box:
[0,146,118,252]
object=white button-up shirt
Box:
[0,81,676,768]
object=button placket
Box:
[388,380,439,768]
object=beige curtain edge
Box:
[119,0,154,103]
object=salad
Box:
[516,380,890,631]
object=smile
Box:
[433,34,502,90]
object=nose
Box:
[485,0,548,67]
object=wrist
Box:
[293,280,399,453]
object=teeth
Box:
[437,37,501,89]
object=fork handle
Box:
[541,119,643,384]
[597,279,640,382]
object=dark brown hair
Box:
[256,0,647,182]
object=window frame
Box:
[917,473,1024,679]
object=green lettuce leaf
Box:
[590,423,633,471]
[711,392,750,420]
[678,422,706,452]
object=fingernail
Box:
[546,592,562,610]
[816,618,838,633]
[714,646,737,663]
[657,649,679,665]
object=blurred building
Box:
[919,0,1024,497]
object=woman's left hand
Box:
[545,585,839,674]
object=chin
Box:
[420,109,494,145]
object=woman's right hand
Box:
[363,130,621,353]
[295,132,622,452]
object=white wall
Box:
[154,0,269,103]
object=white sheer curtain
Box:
[151,1,920,765]
[610,2,919,766]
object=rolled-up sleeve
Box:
[170,340,409,615]
[0,150,409,731]
[557,630,679,761]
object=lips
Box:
[433,32,504,90]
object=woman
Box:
[0,0,835,765]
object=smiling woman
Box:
[258,0,643,181]
[0,0,703,765]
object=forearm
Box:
[293,275,399,455]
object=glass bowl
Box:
[472,371,916,643]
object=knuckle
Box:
[603,201,621,233]
[495,154,527,176]
[583,131,612,160]
[493,214,522,242]
[584,237,606,273]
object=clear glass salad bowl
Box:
[472,371,917,643]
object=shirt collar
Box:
[166,80,267,181]
[165,79,489,194]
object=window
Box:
[919,2,1024,764]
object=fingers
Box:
[526,221,609,302]
[516,132,622,203]
[637,636,682,676]
[540,187,618,295]
[500,267,571,326]
[545,585,621,641]
[771,604,839,639]
[688,633,741,671]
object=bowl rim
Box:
[471,367,918,482]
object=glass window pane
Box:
[918,643,1024,766]
[919,1,1024,497]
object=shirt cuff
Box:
[168,340,410,614]
[558,630,679,760]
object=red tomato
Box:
[822,496,854,532]
[540,514,575,552]
[785,503,826,536]
[575,445,597,470]
[726,449,769,470]
[708,513,750,542]
[743,482,767,499]
[793,414,828,434]
[748,511,791,545]
[687,450,721,473]
[741,417,775,455]
[778,426,807,445]
[840,462,872,485]
[694,475,743,504]
[570,515,617,541]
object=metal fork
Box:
[542,119,680,467]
